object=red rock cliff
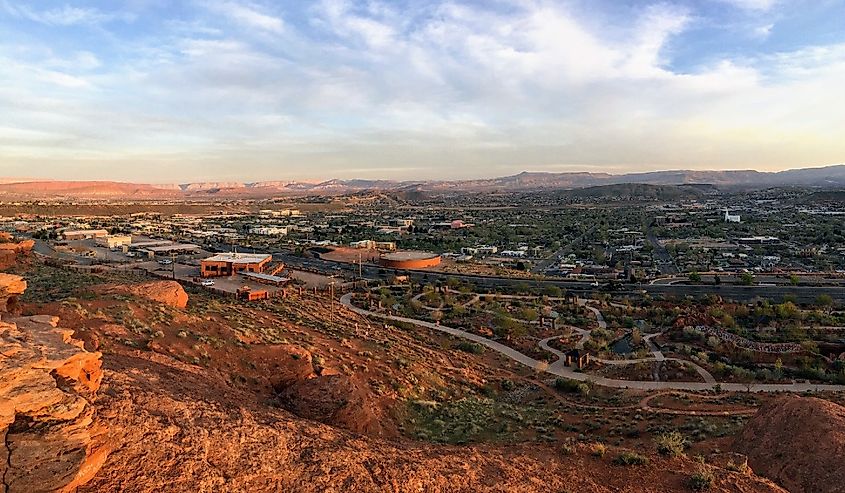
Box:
[0,274,107,493]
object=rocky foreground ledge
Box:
[0,273,108,493]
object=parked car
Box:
[200,279,215,287]
[158,259,172,265]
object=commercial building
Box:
[375,241,396,251]
[62,229,109,241]
[145,243,202,256]
[249,226,288,236]
[95,234,132,249]
[350,240,396,251]
[200,253,272,278]
[379,251,441,269]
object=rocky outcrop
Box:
[0,274,107,493]
[734,395,845,493]
[0,240,34,254]
[0,274,26,312]
[0,238,34,271]
[108,280,189,309]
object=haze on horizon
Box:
[1,0,844,183]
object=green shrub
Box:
[613,451,648,466]
[689,468,714,491]
[655,431,687,457]
[455,341,485,354]
[591,443,607,458]
[553,378,582,393]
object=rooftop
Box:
[204,252,272,264]
[146,243,202,253]
[382,251,440,261]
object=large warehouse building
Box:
[201,253,272,278]
[379,251,441,269]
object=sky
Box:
[1,0,844,183]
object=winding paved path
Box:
[341,292,845,393]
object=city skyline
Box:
[2,0,845,182]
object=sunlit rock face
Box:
[0,273,107,493]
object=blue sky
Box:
[1,0,844,183]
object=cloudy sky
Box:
[1,0,844,182]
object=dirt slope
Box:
[77,350,787,493]
[734,395,845,493]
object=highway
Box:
[276,252,845,304]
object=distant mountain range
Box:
[1,164,843,199]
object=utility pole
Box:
[329,281,336,322]
[171,251,177,279]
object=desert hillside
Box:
[734,396,845,493]
[0,247,811,493]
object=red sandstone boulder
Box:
[108,280,189,309]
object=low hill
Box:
[1,164,844,198]
[733,395,845,493]
[561,183,712,201]
[0,181,178,199]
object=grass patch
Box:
[613,451,649,466]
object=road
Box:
[646,228,679,275]
[531,224,597,274]
[340,292,845,393]
[278,252,845,303]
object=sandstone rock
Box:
[733,395,845,493]
[0,240,35,254]
[0,273,26,312]
[0,306,106,492]
[107,280,188,309]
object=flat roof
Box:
[203,252,272,264]
[382,251,440,261]
[242,272,289,283]
[63,229,108,235]
[147,243,202,252]
[130,240,173,248]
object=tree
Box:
[789,274,800,286]
[713,274,721,285]
[688,271,702,283]
[740,272,755,286]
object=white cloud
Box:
[205,1,284,34]
[753,23,774,38]
[1,2,129,26]
[1,1,845,180]
[716,0,778,11]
